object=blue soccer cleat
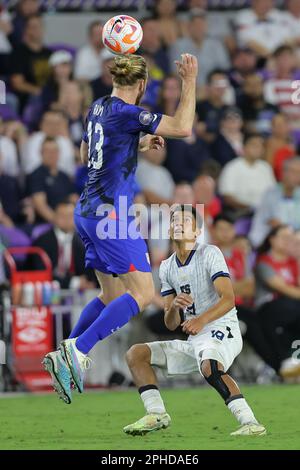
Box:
[43,351,72,404]
[60,338,92,394]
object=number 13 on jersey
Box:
[87,121,104,170]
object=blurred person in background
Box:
[32,201,95,289]
[26,136,77,223]
[0,153,22,227]
[249,157,300,247]
[155,74,180,115]
[136,145,174,206]
[90,51,113,102]
[11,14,51,111]
[21,109,76,177]
[170,9,230,87]
[264,46,300,130]
[187,0,235,53]
[237,73,278,136]
[193,173,221,229]
[139,17,170,75]
[218,133,275,220]
[153,0,186,48]
[196,70,232,144]
[229,48,257,99]
[265,114,296,180]
[234,0,290,61]
[255,225,300,378]
[173,182,194,205]
[284,0,300,50]
[74,21,104,82]
[0,4,12,74]
[0,117,19,177]
[210,107,244,167]
[10,0,40,47]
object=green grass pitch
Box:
[0,384,299,450]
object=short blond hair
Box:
[109,54,148,87]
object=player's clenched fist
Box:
[175,54,198,80]
[172,293,194,310]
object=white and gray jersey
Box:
[159,244,237,328]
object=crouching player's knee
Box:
[201,359,242,405]
[126,344,151,370]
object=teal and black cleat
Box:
[43,351,72,404]
[60,338,92,394]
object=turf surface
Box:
[0,384,299,450]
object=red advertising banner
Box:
[12,306,53,356]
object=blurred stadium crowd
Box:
[1,0,300,383]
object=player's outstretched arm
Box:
[155,54,198,139]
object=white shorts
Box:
[146,320,243,377]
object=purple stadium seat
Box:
[234,217,252,236]
[0,226,31,248]
[48,44,77,57]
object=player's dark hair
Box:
[170,204,203,229]
[109,54,148,87]
[257,224,289,255]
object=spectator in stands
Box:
[0,152,21,226]
[237,73,278,136]
[264,46,300,130]
[210,106,244,167]
[0,117,19,177]
[255,224,300,377]
[219,133,275,220]
[193,174,221,227]
[170,9,230,87]
[11,14,51,111]
[10,0,40,47]
[136,146,174,206]
[229,47,257,98]
[265,113,296,180]
[90,51,113,101]
[155,74,180,115]
[38,50,74,117]
[21,110,75,177]
[153,0,185,47]
[0,5,12,74]
[74,21,104,82]
[234,0,290,60]
[187,1,235,53]
[250,157,300,247]
[55,81,88,148]
[32,201,94,289]
[27,136,77,223]
[173,182,194,205]
[139,18,170,75]
[285,0,300,49]
[196,70,232,144]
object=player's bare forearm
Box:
[173,76,197,135]
[164,305,181,331]
[182,277,235,335]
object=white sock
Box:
[227,397,258,426]
[140,388,166,415]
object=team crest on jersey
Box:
[139,111,157,126]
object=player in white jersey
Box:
[123,205,266,437]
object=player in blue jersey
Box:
[43,53,198,404]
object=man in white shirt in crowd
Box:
[74,21,105,82]
[218,133,275,218]
[21,109,75,177]
[234,0,291,59]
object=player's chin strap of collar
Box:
[200,359,244,404]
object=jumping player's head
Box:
[169,204,203,248]
[109,54,148,105]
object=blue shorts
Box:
[74,213,151,275]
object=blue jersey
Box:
[76,95,162,218]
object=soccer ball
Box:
[102,15,143,55]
